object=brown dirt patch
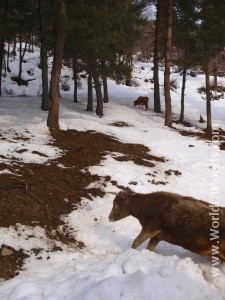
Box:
[0,246,28,280]
[173,118,225,147]
[165,169,182,176]
[174,120,193,128]
[220,142,225,150]
[0,129,165,280]
[108,121,133,127]
[176,126,225,147]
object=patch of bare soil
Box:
[220,142,225,150]
[108,121,133,127]
[174,120,193,128]
[165,169,182,176]
[175,124,225,148]
[0,245,28,280]
[178,129,209,140]
[0,129,165,280]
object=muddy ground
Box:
[0,127,165,280]
[0,123,224,280]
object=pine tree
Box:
[65,0,147,116]
[47,0,66,129]
[153,0,163,113]
[13,0,38,79]
[0,0,10,96]
[164,0,173,127]
[173,0,199,123]
[38,0,50,111]
[197,0,225,135]
[87,57,93,111]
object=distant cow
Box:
[108,191,225,261]
[134,96,149,111]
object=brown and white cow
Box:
[134,96,149,111]
[108,191,225,261]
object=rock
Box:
[1,245,14,257]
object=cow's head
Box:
[108,191,130,222]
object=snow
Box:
[0,49,225,299]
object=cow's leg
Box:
[146,236,160,251]
[131,229,151,249]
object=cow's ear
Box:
[118,191,129,204]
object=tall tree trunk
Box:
[87,59,93,111]
[47,0,66,129]
[18,34,22,78]
[0,38,4,97]
[31,35,34,52]
[28,35,34,53]
[91,58,103,117]
[6,40,11,72]
[87,76,93,111]
[38,0,49,111]
[153,0,162,113]
[213,53,217,87]
[202,0,212,135]
[0,0,8,96]
[18,33,29,79]
[164,0,173,127]
[13,39,16,59]
[205,58,212,135]
[179,39,188,123]
[3,56,6,77]
[73,56,78,103]
[103,76,109,103]
[101,59,109,103]
[28,37,31,52]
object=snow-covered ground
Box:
[0,48,225,299]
